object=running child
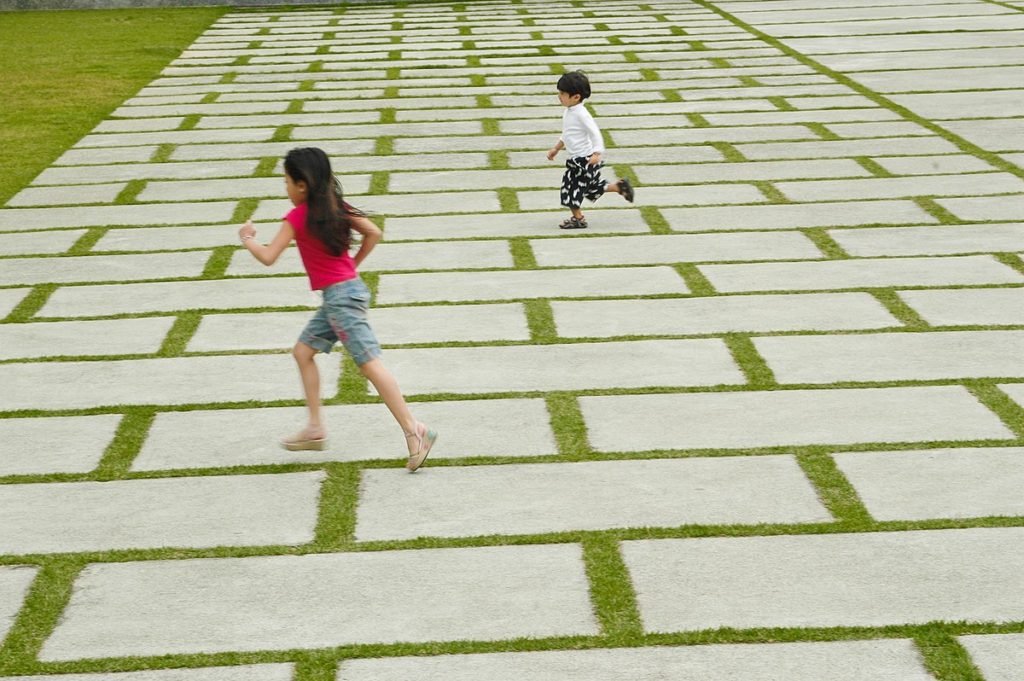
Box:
[546,70,635,229]
[237,146,436,472]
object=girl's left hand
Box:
[238,220,256,240]
[588,152,602,166]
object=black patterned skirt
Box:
[560,156,606,208]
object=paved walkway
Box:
[2,0,1024,678]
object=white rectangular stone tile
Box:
[0,202,237,231]
[252,191,501,218]
[393,133,564,154]
[0,251,209,286]
[136,398,555,470]
[39,277,316,318]
[7,182,126,207]
[196,111,381,128]
[1,665,296,681]
[40,544,597,660]
[937,195,1024,222]
[0,317,176,360]
[531,232,822,267]
[0,229,84,255]
[663,199,935,232]
[770,14,1024,37]
[871,154,995,176]
[293,120,482,140]
[0,472,324,554]
[830,223,1024,257]
[511,146,725,168]
[139,176,370,202]
[384,208,649,240]
[898,288,1024,326]
[580,386,1012,452]
[0,415,121,476]
[381,339,743,395]
[376,266,687,304]
[54,146,159,166]
[624,527,1024,630]
[171,139,375,161]
[188,303,529,351]
[777,173,1024,202]
[389,168,562,193]
[609,124,820,147]
[813,45,1024,72]
[834,447,1024,521]
[959,634,1024,681]
[942,120,1024,154]
[356,456,830,541]
[0,566,38,643]
[634,159,871,185]
[96,224,247,251]
[824,121,937,139]
[0,288,30,318]
[553,292,898,338]
[755,330,1024,384]
[93,116,183,133]
[701,255,1023,292]
[518,183,767,211]
[33,160,260,186]
[227,240,512,276]
[702,109,898,127]
[0,354,341,411]
[336,639,936,681]
[112,101,290,118]
[890,91,1024,120]
[75,128,278,148]
[735,136,961,160]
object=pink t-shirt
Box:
[284,202,357,290]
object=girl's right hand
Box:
[238,220,256,240]
[546,148,558,161]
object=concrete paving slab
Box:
[623,527,1024,631]
[383,209,649,240]
[0,354,341,411]
[830,224,1024,257]
[0,415,121,476]
[834,447,1024,521]
[0,251,210,286]
[0,566,38,643]
[0,288,30,318]
[858,66,1024,94]
[375,265,687,304]
[755,330,1024,384]
[509,146,725,168]
[40,544,597,660]
[188,303,529,351]
[33,161,260,186]
[581,382,1010,451]
[898,288,1024,326]
[54,146,159,166]
[135,398,555,470]
[75,128,278,148]
[380,339,743,395]
[171,139,376,161]
[890,91,1024,120]
[812,45,1024,73]
[7,183,126,208]
[389,168,561,193]
[700,255,1023,292]
[635,159,871,185]
[734,136,961,160]
[531,232,822,267]
[356,456,830,541]
[1,666,296,681]
[335,639,935,681]
[225,240,512,276]
[138,176,370,202]
[93,117,184,133]
[252,191,502,219]
[0,472,324,555]
[662,200,936,232]
[0,229,84,256]
[959,634,1024,681]
[195,111,381,128]
[552,292,898,338]
[0,202,237,231]
[936,195,1024,222]
[610,124,820,147]
[0,317,176,360]
[293,121,482,141]
[871,155,995,176]
[777,173,1024,203]
[941,120,1024,154]
[517,183,767,211]
[824,121,936,139]
[38,277,315,318]
[95,224,246,251]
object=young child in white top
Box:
[546,70,634,229]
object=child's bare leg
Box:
[358,357,420,453]
[292,341,324,435]
[605,181,622,194]
[570,206,584,219]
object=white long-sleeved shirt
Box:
[560,103,604,158]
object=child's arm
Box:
[238,219,293,266]
[349,215,382,269]
[546,139,564,161]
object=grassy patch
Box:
[0,7,224,204]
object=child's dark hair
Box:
[283,147,363,257]
[556,70,591,101]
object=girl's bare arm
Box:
[350,215,382,268]
[239,219,294,265]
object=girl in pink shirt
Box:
[238,147,436,472]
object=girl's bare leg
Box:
[292,341,324,436]
[358,357,420,454]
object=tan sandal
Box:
[281,426,327,452]
[404,422,437,472]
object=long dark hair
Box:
[283,147,362,256]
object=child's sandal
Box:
[559,216,588,230]
[281,427,327,452]
[619,178,635,203]
[405,422,438,472]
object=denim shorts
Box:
[298,277,381,366]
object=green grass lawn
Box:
[0,7,225,205]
